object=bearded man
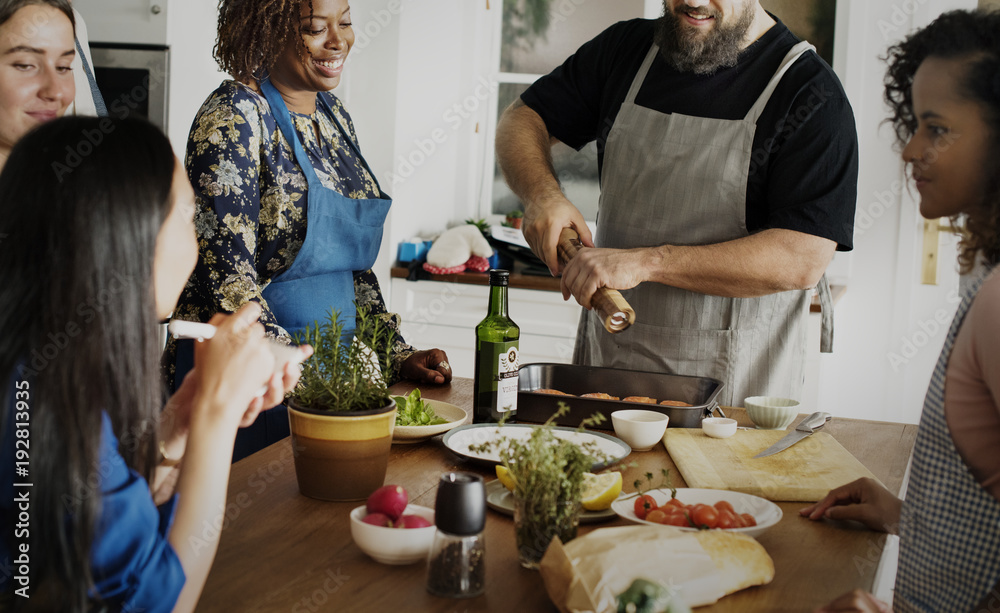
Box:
[495,0,858,406]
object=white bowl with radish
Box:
[350,485,436,565]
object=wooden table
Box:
[195,379,916,613]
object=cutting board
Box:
[663,428,883,502]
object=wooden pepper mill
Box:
[556,228,636,333]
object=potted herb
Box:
[473,405,610,568]
[503,209,523,229]
[288,306,398,501]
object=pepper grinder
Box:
[426,472,486,598]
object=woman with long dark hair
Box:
[0,117,304,611]
[803,10,1000,613]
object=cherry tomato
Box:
[645,509,668,524]
[716,510,739,530]
[664,498,686,509]
[663,511,690,527]
[713,500,735,514]
[634,495,657,520]
[740,513,757,527]
[690,504,719,529]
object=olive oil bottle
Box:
[473,269,520,423]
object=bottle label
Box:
[496,344,519,414]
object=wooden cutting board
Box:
[663,428,883,502]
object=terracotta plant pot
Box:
[287,399,397,501]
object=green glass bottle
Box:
[473,269,520,423]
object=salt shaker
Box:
[426,472,486,598]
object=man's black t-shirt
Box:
[520,17,858,251]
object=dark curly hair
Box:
[885,9,1000,272]
[214,0,314,83]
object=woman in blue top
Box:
[803,10,1000,613]
[164,0,452,460]
[0,117,305,611]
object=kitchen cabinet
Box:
[389,278,580,379]
[74,0,167,46]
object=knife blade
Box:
[752,411,831,458]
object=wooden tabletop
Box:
[195,378,916,613]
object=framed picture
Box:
[761,0,837,66]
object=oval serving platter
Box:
[441,423,630,470]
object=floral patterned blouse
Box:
[164,80,415,388]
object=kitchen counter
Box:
[194,378,916,613]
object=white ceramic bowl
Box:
[611,410,670,452]
[391,399,469,444]
[744,396,800,430]
[350,504,435,565]
[701,417,737,439]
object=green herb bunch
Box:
[392,389,447,426]
[465,217,491,238]
[293,306,396,412]
[471,404,610,562]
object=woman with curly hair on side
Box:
[165,0,453,461]
[801,9,1000,613]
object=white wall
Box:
[164,1,225,157]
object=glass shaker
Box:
[426,472,486,598]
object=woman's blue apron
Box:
[174,80,391,462]
[895,269,1000,611]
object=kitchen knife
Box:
[752,411,832,458]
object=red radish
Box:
[396,514,432,529]
[361,512,394,527]
[366,485,408,520]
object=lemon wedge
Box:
[580,471,622,511]
[495,465,517,491]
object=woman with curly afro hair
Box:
[801,9,1000,613]
[166,0,453,461]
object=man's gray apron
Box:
[895,269,1000,612]
[574,41,833,407]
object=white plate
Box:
[441,423,630,470]
[484,479,618,524]
[610,488,782,539]
[392,399,469,444]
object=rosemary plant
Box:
[293,306,396,412]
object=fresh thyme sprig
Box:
[619,468,678,502]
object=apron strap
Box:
[260,77,324,197]
[817,273,834,353]
[624,45,660,105]
[744,40,815,123]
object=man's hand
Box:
[559,246,649,308]
[799,478,902,533]
[522,194,593,276]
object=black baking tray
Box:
[516,363,724,429]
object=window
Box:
[482,0,650,221]
[760,0,837,65]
